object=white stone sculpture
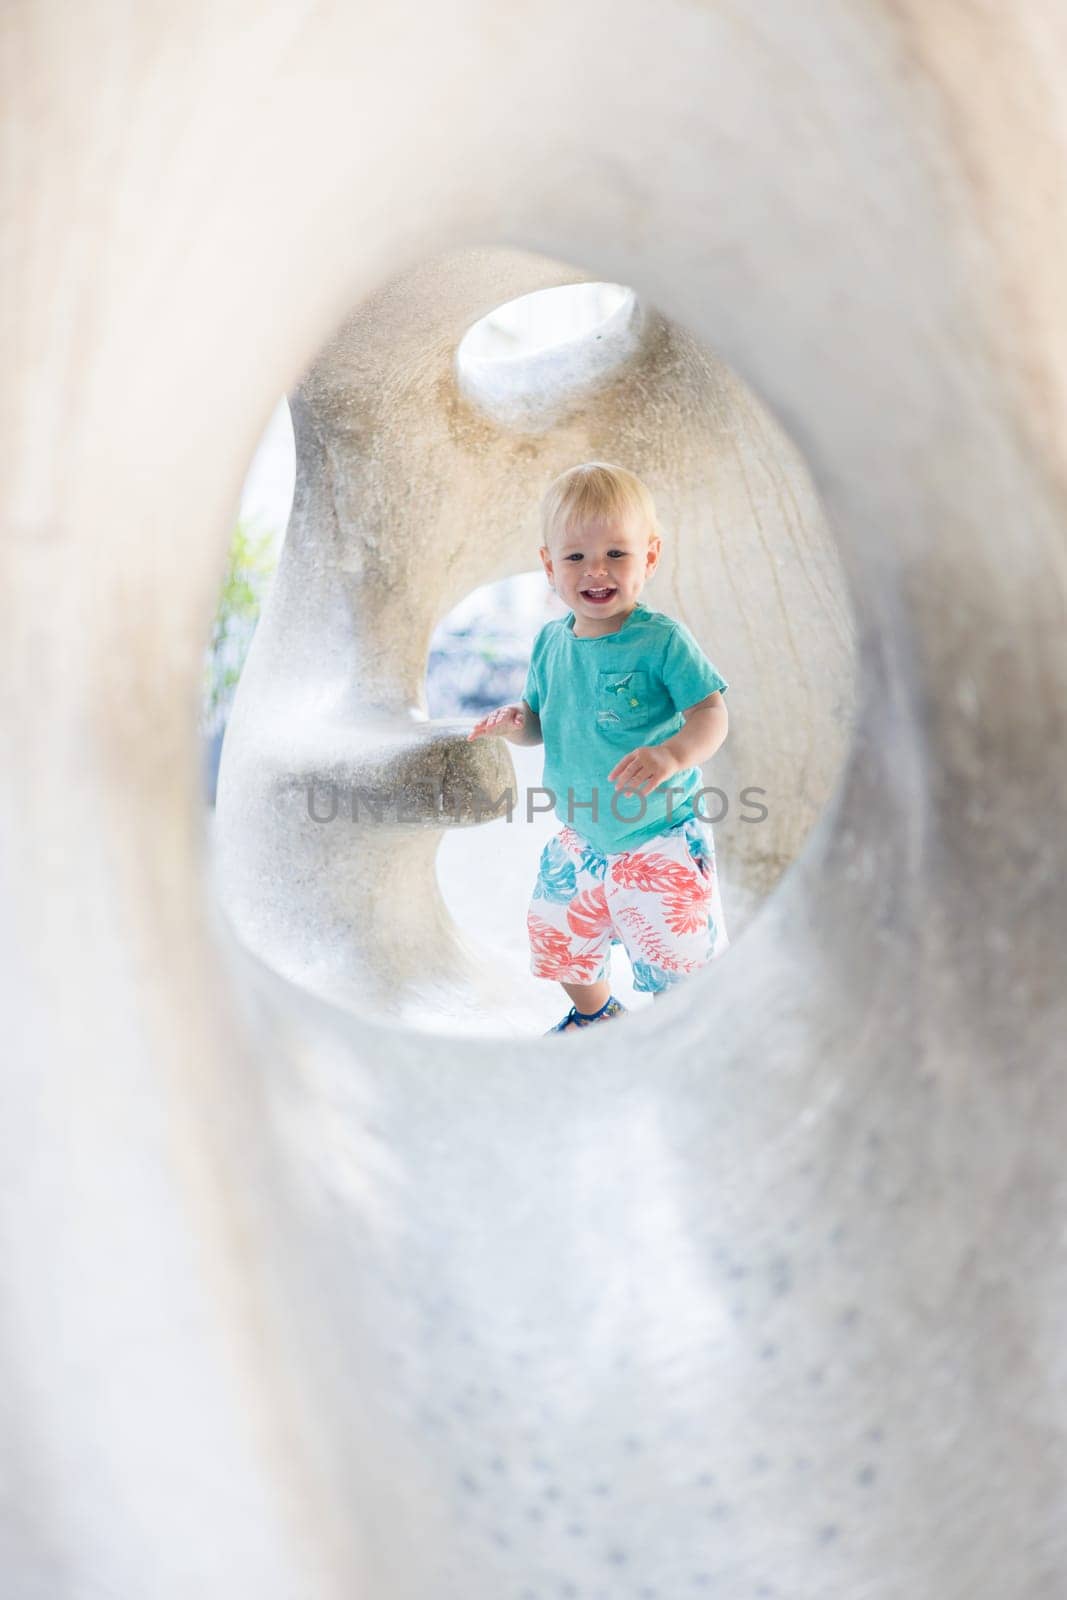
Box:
[3,3,1065,1597]
[214,247,852,1032]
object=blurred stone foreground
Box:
[3,4,1067,1599]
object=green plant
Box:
[201,517,279,735]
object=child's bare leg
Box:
[561,979,612,1019]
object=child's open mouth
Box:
[580,587,617,604]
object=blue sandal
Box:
[545,995,628,1034]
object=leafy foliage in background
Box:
[202,518,279,736]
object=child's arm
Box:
[661,690,728,768]
[608,692,728,801]
[466,698,543,747]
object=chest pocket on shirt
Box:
[595,668,652,735]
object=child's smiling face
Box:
[540,512,662,630]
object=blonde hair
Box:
[541,461,661,551]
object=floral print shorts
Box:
[527,815,729,994]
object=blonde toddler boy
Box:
[468,461,730,1034]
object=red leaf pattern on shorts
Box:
[527,914,602,982]
[558,825,585,853]
[566,885,612,939]
[609,852,696,895]
[613,905,697,972]
[661,877,713,936]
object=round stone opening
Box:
[456,282,642,431]
[208,250,858,1041]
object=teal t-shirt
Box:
[521,601,729,855]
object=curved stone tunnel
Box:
[214,247,854,1033]
[3,2,1066,1597]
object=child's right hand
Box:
[466,704,526,742]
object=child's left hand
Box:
[608,744,683,799]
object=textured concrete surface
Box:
[3,2,1066,1598]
